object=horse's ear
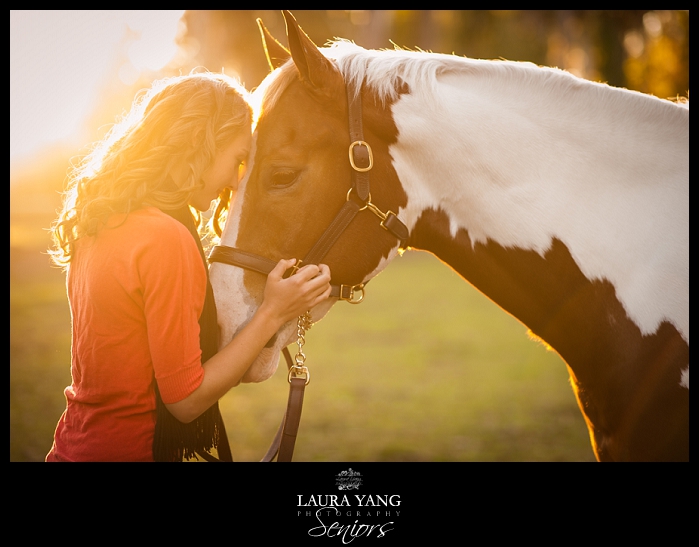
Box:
[282,10,344,98]
[257,18,290,71]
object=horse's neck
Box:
[392,65,687,251]
[393,70,690,461]
[391,65,689,351]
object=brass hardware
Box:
[348,140,373,172]
[365,201,398,232]
[346,188,369,210]
[288,259,303,277]
[288,364,310,384]
[339,283,365,304]
[364,200,386,220]
[346,189,397,232]
[290,311,312,384]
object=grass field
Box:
[10,225,596,462]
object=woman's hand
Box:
[259,258,332,327]
[166,258,331,423]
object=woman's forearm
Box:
[164,303,283,423]
[165,260,331,423]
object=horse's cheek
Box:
[209,264,252,349]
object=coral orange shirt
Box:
[46,207,206,462]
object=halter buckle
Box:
[339,283,365,304]
[349,141,373,172]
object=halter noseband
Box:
[208,79,409,303]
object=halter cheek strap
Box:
[206,246,358,301]
[208,78,409,300]
[348,83,371,202]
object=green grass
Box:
[10,249,73,462]
[218,251,595,462]
[10,243,595,462]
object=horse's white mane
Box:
[254,38,687,122]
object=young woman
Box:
[46,72,331,462]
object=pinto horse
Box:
[209,11,689,461]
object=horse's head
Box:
[209,11,408,382]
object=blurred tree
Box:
[178,10,269,88]
[176,9,688,98]
[621,10,689,98]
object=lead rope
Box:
[269,311,313,462]
[199,311,312,463]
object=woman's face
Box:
[188,128,252,211]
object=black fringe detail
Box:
[153,386,226,462]
[152,203,232,462]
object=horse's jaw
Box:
[241,323,295,383]
[210,263,338,383]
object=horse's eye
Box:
[270,169,298,189]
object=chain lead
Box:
[289,311,312,384]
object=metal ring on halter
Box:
[339,283,365,304]
[346,188,370,210]
[348,140,373,172]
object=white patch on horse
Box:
[680,366,689,389]
[210,133,281,382]
[324,41,688,344]
[334,48,689,344]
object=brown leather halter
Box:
[209,80,409,291]
[207,80,409,461]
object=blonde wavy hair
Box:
[50,71,252,267]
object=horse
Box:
[209,11,689,462]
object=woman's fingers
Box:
[294,263,321,280]
[313,284,333,306]
[267,259,332,309]
[306,269,331,296]
[287,263,330,285]
[269,258,297,280]
[292,263,331,306]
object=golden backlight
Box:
[10,10,184,164]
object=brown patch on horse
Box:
[409,207,689,461]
